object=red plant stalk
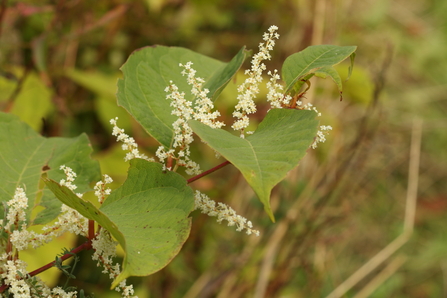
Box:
[0,241,93,293]
[187,160,231,184]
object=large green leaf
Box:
[0,69,53,132]
[190,109,319,221]
[45,159,194,288]
[282,45,357,95]
[0,112,100,225]
[117,45,248,148]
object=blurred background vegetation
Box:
[1,0,446,297]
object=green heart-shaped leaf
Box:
[45,159,194,288]
[190,109,319,221]
[117,46,248,148]
[0,112,100,225]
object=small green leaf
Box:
[315,66,342,90]
[0,112,100,225]
[204,46,249,102]
[190,109,319,221]
[117,46,248,148]
[65,69,132,133]
[44,175,125,248]
[45,159,195,288]
[282,45,357,95]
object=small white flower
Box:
[91,231,138,297]
[94,174,113,204]
[59,165,78,192]
[311,125,333,149]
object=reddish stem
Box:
[0,161,231,292]
[167,155,173,170]
[187,160,231,184]
[0,240,93,293]
[88,219,95,240]
[30,240,92,276]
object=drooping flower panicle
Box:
[110,117,154,162]
[194,190,260,236]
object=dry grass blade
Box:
[325,119,423,298]
[353,255,407,298]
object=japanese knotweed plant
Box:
[0,26,356,297]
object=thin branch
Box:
[29,240,92,277]
[0,0,7,37]
[187,160,231,184]
[0,240,93,293]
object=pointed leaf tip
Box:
[190,109,319,221]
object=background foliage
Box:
[1,0,446,297]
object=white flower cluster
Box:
[1,254,33,297]
[160,62,227,175]
[266,69,292,109]
[0,165,136,297]
[302,102,321,117]
[1,188,50,251]
[94,174,113,204]
[56,166,89,236]
[91,229,137,298]
[180,62,225,129]
[269,96,332,149]
[194,190,260,236]
[59,165,83,198]
[5,167,90,252]
[293,103,332,149]
[91,229,118,274]
[50,287,78,297]
[158,82,200,175]
[3,187,28,232]
[110,117,154,162]
[312,125,333,149]
[43,204,89,237]
[0,252,78,297]
[232,25,280,137]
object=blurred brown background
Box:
[1,0,446,297]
